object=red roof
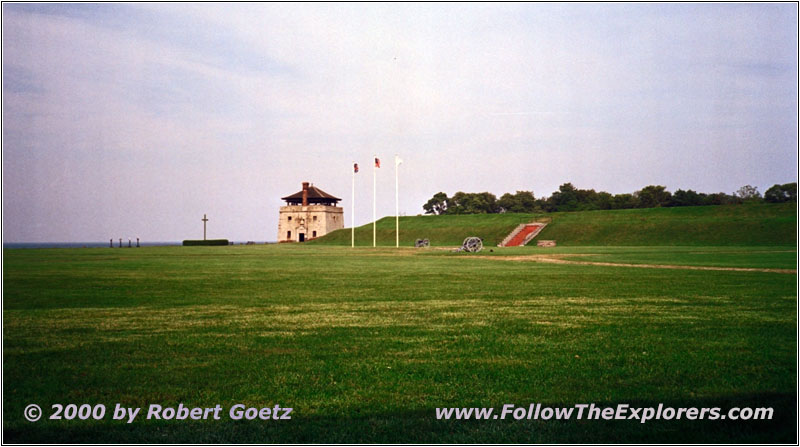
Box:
[281,185,341,204]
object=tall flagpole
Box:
[373,155,377,247]
[352,162,356,248]
[395,154,400,247]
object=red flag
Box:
[375,157,381,168]
[354,163,359,173]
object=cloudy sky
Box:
[2,3,797,242]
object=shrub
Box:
[182,239,229,246]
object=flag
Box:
[394,154,402,247]
[375,157,381,168]
[354,163,359,173]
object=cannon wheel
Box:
[462,237,483,253]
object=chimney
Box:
[302,182,309,206]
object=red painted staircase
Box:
[499,223,547,247]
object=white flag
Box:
[395,155,403,166]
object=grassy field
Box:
[313,203,796,247]
[3,243,796,443]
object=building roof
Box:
[281,185,341,204]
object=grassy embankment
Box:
[312,202,796,246]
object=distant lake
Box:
[3,241,276,249]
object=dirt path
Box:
[483,255,797,274]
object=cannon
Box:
[414,238,430,248]
[457,236,483,253]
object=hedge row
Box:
[182,239,229,246]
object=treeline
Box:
[423,182,797,215]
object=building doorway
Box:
[299,233,305,242]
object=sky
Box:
[2,3,797,242]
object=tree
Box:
[473,192,500,214]
[671,189,703,207]
[449,192,499,214]
[447,192,467,214]
[635,185,672,208]
[764,183,797,203]
[423,181,794,216]
[549,183,579,211]
[593,191,614,210]
[734,185,761,201]
[497,193,515,213]
[498,191,537,213]
[784,183,797,201]
[422,192,450,215]
[703,192,737,206]
[611,193,639,209]
[574,188,599,210]
[515,190,538,212]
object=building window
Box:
[288,216,292,221]
[287,231,291,239]
[313,216,317,221]
[312,231,317,237]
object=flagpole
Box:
[373,155,377,247]
[352,163,355,248]
[395,154,399,248]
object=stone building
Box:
[278,182,343,242]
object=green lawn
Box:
[3,244,796,443]
[468,246,797,270]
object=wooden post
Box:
[119,238,122,248]
[110,239,113,248]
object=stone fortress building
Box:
[278,182,344,242]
